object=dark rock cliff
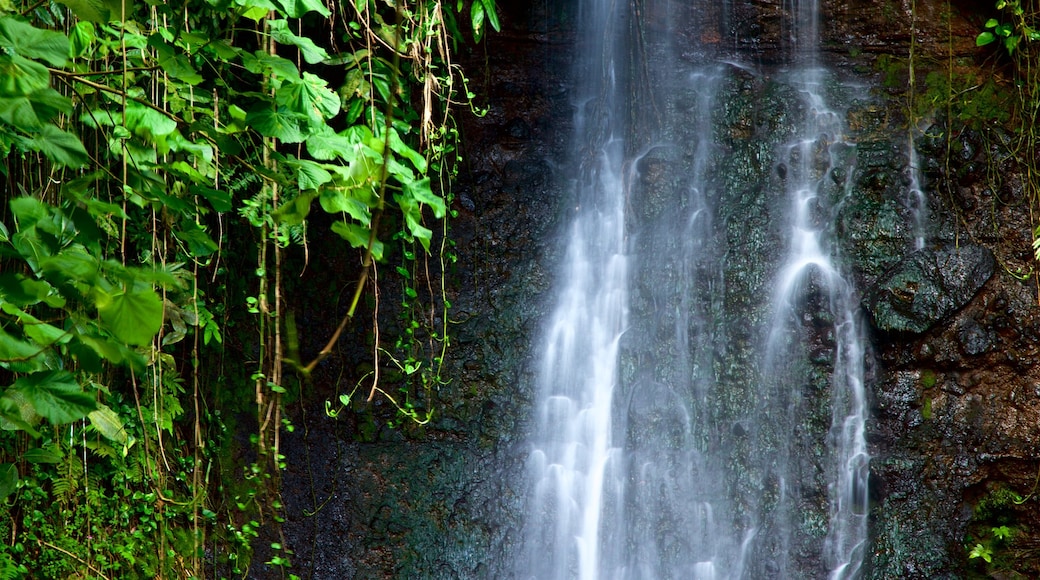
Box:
[275,1,1040,578]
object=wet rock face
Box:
[864,244,995,334]
[276,1,1040,578]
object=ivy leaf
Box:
[246,106,307,143]
[0,17,69,67]
[11,370,96,424]
[273,191,318,226]
[148,35,203,85]
[269,19,329,64]
[331,221,382,261]
[96,286,163,346]
[30,125,89,168]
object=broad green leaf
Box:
[30,125,89,168]
[404,178,446,218]
[96,287,163,346]
[269,19,329,64]
[148,35,203,85]
[306,126,355,160]
[191,186,233,212]
[88,403,128,444]
[0,389,40,431]
[9,196,48,226]
[274,0,330,17]
[0,464,18,500]
[291,159,333,190]
[273,191,317,225]
[1,304,67,346]
[277,72,339,125]
[174,222,219,257]
[39,245,100,285]
[388,129,427,173]
[246,106,307,143]
[331,221,382,261]
[242,51,299,81]
[69,21,96,58]
[319,187,372,225]
[22,443,63,463]
[11,370,96,424]
[0,17,69,66]
[0,274,53,306]
[0,54,50,97]
[76,333,142,367]
[235,0,279,20]
[11,228,49,272]
[125,102,178,141]
[0,89,74,129]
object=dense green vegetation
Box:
[0,0,495,576]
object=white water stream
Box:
[519,1,870,578]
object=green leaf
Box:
[319,187,371,225]
[471,0,486,42]
[273,191,318,226]
[22,443,63,463]
[0,274,54,307]
[174,221,219,257]
[0,464,18,500]
[191,186,233,213]
[1,304,67,346]
[96,286,163,346]
[388,129,426,173]
[149,35,203,85]
[125,102,178,141]
[331,221,382,260]
[480,0,501,32]
[88,403,128,444]
[0,389,40,431]
[69,21,96,58]
[246,106,307,143]
[274,0,330,17]
[269,19,329,64]
[39,245,101,285]
[277,72,339,125]
[11,371,96,424]
[985,18,1000,29]
[30,125,89,168]
[406,178,445,217]
[291,159,333,190]
[0,17,69,66]
[306,126,355,161]
[0,325,43,366]
[57,0,131,22]
[0,54,50,97]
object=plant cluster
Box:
[0,0,497,576]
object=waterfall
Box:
[518,1,870,578]
[907,133,929,251]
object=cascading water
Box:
[907,133,929,250]
[518,1,870,578]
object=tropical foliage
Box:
[0,0,496,576]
